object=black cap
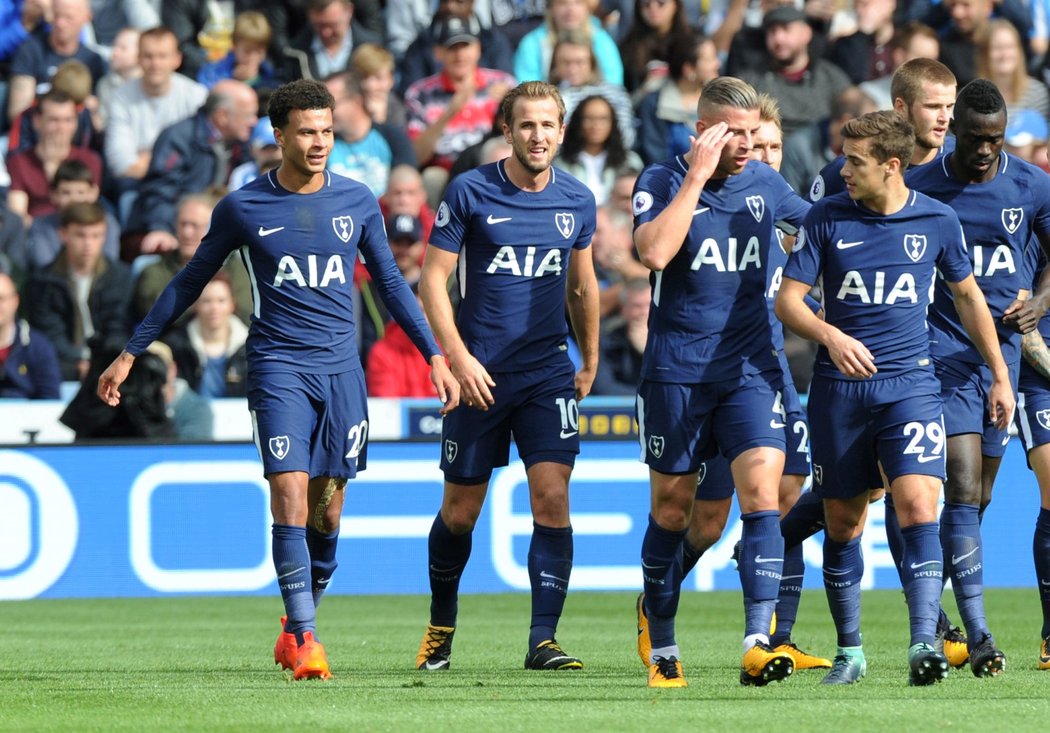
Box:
[433,15,481,47]
[386,213,423,242]
[762,5,806,30]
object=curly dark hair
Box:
[559,95,630,169]
[266,79,335,130]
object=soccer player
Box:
[414,81,599,672]
[635,93,831,675]
[907,79,1050,676]
[632,77,809,688]
[776,110,1014,686]
[97,79,457,681]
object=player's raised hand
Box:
[988,377,1015,431]
[97,351,135,406]
[429,356,460,415]
[825,329,877,378]
[684,122,733,184]
[450,352,496,410]
[1003,298,1044,334]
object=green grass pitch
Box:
[3,589,1050,732]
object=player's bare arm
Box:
[96,350,136,406]
[1022,329,1050,380]
[420,243,495,410]
[775,276,876,379]
[1005,240,1050,332]
[948,273,1015,428]
[634,122,733,271]
[566,243,600,402]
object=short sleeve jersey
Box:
[633,157,810,383]
[127,170,439,373]
[785,189,972,379]
[427,160,596,373]
[907,151,1050,365]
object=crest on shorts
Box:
[1002,208,1024,235]
[555,212,575,239]
[813,463,823,485]
[1037,410,1050,431]
[903,234,927,262]
[268,436,290,461]
[746,195,765,223]
[332,215,354,243]
[648,435,665,459]
[444,439,458,463]
[697,463,707,485]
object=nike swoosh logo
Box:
[259,225,285,236]
[780,575,805,580]
[693,207,711,216]
[539,570,569,583]
[641,561,665,570]
[951,547,980,565]
[823,567,851,576]
[1041,580,1050,586]
[755,555,782,564]
[423,659,449,670]
[277,566,306,579]
[910,560,940,569]
[770,420,786,429]
[560,430,578,439]
[487,215,512,224]
[916,454,941,463]
[836,239,863,249]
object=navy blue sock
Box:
[641,514,687,649]
[528,523,573,648]
[771,542,805,647]
[305,525,338,608]
[428,513,472,628]
[901,522,942,646]
[823,535,863,648]
[738,510,783,640]
[1034,508,1050,638]
[681,538,704,579]
[272,524,316,644]
[884,494,906,586]
[940,502,989,644]
[780,491,825,550]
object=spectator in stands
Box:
[380,164,435,240]
[397,0,514,95]
[229,116,282,191]
[978,18,1050,122]
[103,28,208,198]
[7,89,103,227]
[145,339,214,440]
[365,290,440,398]
[85,0,157,59]
[281,0,383,81]
[197,10,280,91]
[405,16,514,201]
[0,271,61,398]
[0,0,51,68]
[591,204,649,317]
[162,0,235,79]
[125,79,257,257]
[324,71,415,197]
[636,30,720,165]
[608,166,640,218]
[8,59,100,155]
[715,0,833,77]
[448,107,506,181]
[859,21,940,110]
[618,0,697,98]
[93,28,142,130]
[1005,107,1050,172]
[554,95,642,206]
[132,194,252,325]
[591,276,649,396]
[26,202,131,381]
[0,203,26,281]
[23,159,120,272]
[549,31,635,148]
[514,0,623,84]
[939,0,997,87]
[7,0,106,124]
[478,135,512,164]
[163,273,248,398]
[826,0,897,85]
[351,43,406,126]
[740,5,851,137]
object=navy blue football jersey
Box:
[427,160,596,372]
[785,190,972,378]
[127,170,440,371]
[807,136,955,203]
[908,151,1050,365]
[633,158,810,383]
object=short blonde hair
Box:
[233,10,271,47]
[757,92,781,129]
[51,60,92,104]
[350,43,394,77]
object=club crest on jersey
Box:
[555,212,575,239]
[1002,208,1024,235]
[903,234,927,262]
[813,464,823,485]
[1037,409,1050,431]
[332,216,354,243]
[648,435,665,459]
[746,195,765,222]
[444,440,458,463]
[269,436,290,460]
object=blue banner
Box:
[0,441,1041,599]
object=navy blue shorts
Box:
[808,369,945,500]
[1017,361,1050,453]
[695,454,735,501]
[248,368,369,479]
[440,357,579,483]
[637,368,786,475]
[935,356,1019,458]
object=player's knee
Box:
[652,503,691,532]
[441,501,483,534]
[944,478,982,506]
